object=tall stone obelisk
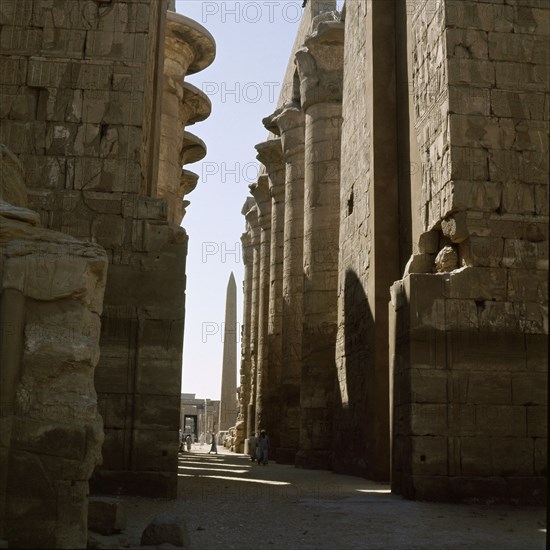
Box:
[218,273,238,432]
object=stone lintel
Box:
[166,12,216,75]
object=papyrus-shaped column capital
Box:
[165,12,216,79]
[255,139,283,174]
[249,175,272,230]
[255,139,285,203]
[295,15,345,111]
[265,104,305,161]
[245,203,261,246]
[180,82,212,127]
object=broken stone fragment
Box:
[435,246,458,273]
[140,513,190,548]
[88,497,127,536]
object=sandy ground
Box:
[119,446,546,550]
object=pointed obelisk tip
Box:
[228,272,236,285]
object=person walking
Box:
[257,430,270,465]
[185,434,192,452]
[208,431,218,454]
[248,432,258,462]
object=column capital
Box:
[180,169,198,197]
[241,231,253,265]
[255,139,285,204]
[244,203,260,245]
[249,175,272,230]
[180,131,206,165]
[266,104,305,161]
[295,16,344,111]
[165,12,216,77]
[255,139,283,171]
[180,82,212,127]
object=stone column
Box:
[264,104,306,464]
[294,15,344,469]
[255,138,285,453]
[245,204,260,439]
[249,176,272,435]
[237,210,253,453]
[158,13,215,226]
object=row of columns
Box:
[240,13,344,467]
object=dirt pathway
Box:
[121,446,545,549]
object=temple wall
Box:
[390,0,548,502]
[240,0,548,504]
[0,0,215,502]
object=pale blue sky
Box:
[176,1,304,399]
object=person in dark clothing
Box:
[208,431,218,454]
[257,430,270,465]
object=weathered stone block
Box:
[445,1,514,33]
[88,497,126,536]
[491,438,534,476]
[410,369,448,404]
[495,61,549,92]
[460,437,492,476]
[526,334,548,372]
[85,31,148,62]
[461,236,504,268]
[409,436,448,476]
[0,26,42,55]
[534,438,547,475]
[507,269,547,302]
[490,90,546,120]
[514,6,550,35]
[131,430,178,473]
[410,404,448,436]
[448,331,529,372]
[10,420,87,461]
[475,405,527,437]
[448,58,495,88]
[444,267,507,301]
[467,372,511,404]
[447,28,488,59]
[445,299,478,330]
[448,404,476,435]
[502,238,538,268]
[512,374,547,405]
[527,406,547,437]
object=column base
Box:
[295,450,332,470]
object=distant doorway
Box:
[183,414,198,440]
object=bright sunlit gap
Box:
[356,489,392,494]
[177,474,291,486]
[178,460,252,469]
[178,466,249,474]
